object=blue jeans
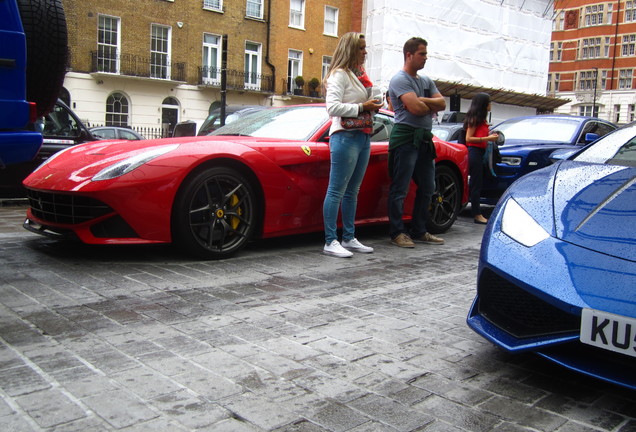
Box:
[468,146,485,217]
[388,143,435,239]
[323,130,371,244]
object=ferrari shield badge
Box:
[301,145,311,156]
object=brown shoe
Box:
[391,233,415,248]
[474,215,488,225]
[413,232,444,245]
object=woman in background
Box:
[463,92,499,224]
[322,32,383,257]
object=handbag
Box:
[340,111,373,129]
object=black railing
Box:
[91,52,186,82]
[198,66,274,93]
[282,78,324,98]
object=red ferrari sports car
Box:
[23,104,468,259]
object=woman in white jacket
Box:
[322,32,383,258]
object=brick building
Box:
[60,0,360,136]
[549,0,636,123]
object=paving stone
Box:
[414,394,500,432]
[150,389,229,429]
[0,365,51,396]
[171,367,243,401]
[477,395,567,431]
[14,388,86,428]
[221,393,299,430]
[0,413,37,432]
[348,393,434,431]
[111,367,184,400]
[305,401,369,432]
[82,389,159,429]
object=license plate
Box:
[580,308,636,358]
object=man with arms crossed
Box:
[387,37,446,248]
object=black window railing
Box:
[91,51,186,82]
[198,66,274,93]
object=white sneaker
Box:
[341,238,374,253]
[323,240,353,258]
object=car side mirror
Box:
[550,148,577,163]
[584,132,600,143]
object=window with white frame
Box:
[245,0,262,19]
[288,49,303,93]
[579,105,599,117]
[203,0,222,12]
[322,56,332,80]
[547,73,561,93]
[246,0,263,19]
[623,34,636,56]
[553,10,565,31]
[290,0,305,28]
[555,42,563,61]
[150,24,171,79]
[324,6,338,36]
[604,37,611,57]
[579,70,599,90]
[629,104,635,121]
[601,70,608,89]
[202,33,221,85]
[244,41,261,90]
[97,15,120,73]
[619,69,633,89]
[626,1,636,22]
[106,92,129,127]
[581,37,602,58]
[584,4,612,26]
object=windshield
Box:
[495,117,581,143]
[211,106,329,141]
[575,127,636,167]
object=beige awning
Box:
[434,81,570,111]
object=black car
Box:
[0,99,97,196]
[174,105,268,137]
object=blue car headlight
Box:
[501,198,550,247]
[93,144,179,181]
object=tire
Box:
[18,0,68,117]
[427,164,461,234]
[172,166,258,259]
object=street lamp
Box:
[592,67,598,117]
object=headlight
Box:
[501,198,549,247]
[93,144,179,181]
[500,156,522,166]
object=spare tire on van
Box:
[18,0,68,117]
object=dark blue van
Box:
[0,0,67,167]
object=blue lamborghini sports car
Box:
[467,124,636,390]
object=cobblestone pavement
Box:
[0,202,634,432]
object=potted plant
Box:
[308,77,320,97]
[293,75,304,95]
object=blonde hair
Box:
[325,32,365,80]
